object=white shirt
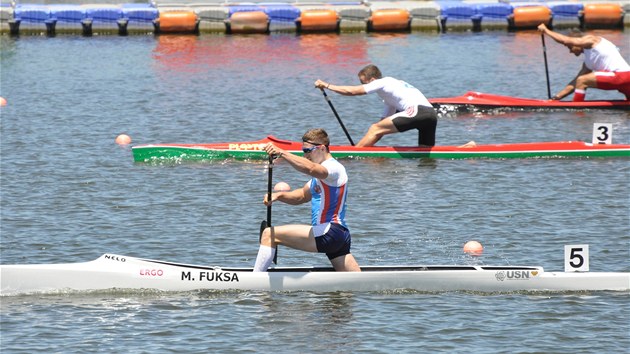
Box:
[362,77,432,117]
[308,158,348,228]
[584,38,630,72]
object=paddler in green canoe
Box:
[315,64,438,147]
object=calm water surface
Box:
[1,31,629,353]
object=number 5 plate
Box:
[565,244,590,272]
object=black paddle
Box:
[320,88,355,146]
[260,154,278,264]
[541,34,552,99]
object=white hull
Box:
[1,254,629,295]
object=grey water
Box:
[1,31,629,353]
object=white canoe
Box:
[1,254,628,295]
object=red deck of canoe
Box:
[429,91,630,110]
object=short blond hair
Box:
[302,128,330,147]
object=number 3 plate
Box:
[592,123,612,145]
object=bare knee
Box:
[331,254,361,272]
[368,124,387,138]
[576,74,596,90]
[575,77,588,90]
[260,227,274,246]
[368,123,382,134]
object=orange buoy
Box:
[511,6,551,29]
[298,9,339,32]
[273,181,291,192]
[0,97,6,106]
[582,3,623,27]
[370,9,410,32]
[115,134,132,145]
[158,11,198,33]
[229,11,269,34]
[463,240,483,256]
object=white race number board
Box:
[592,123,613,145]
[564,244,589,272]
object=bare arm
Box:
[537,23,599,49]
[314,79,366,96]
[263,143,329,180]
[265,182,312,206]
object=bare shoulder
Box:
[580,34,601,48]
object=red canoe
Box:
[429,91,630,110]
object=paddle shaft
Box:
[267,154,277,264]
[320,88,355,146]
[267,155,273,225]
[541,34,552,99]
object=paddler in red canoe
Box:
[538,23,630,102]
[315,64,438,147]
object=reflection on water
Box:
[416,158,439,169]
[248,291,359,352]
[152,34,370,76]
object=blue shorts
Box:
[313,223,352,260]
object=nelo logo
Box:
[104,254,126,262]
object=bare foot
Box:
[458,141,477,148]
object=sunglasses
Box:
[302,145,320,154]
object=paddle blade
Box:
[259,220,267,243]
[259,220,278,265]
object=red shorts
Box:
[595,71,630,99]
